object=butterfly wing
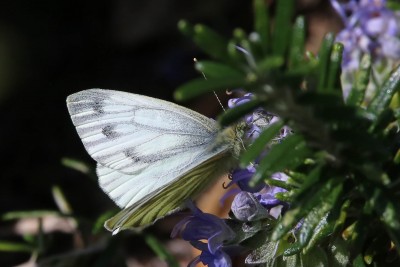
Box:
[67,89,232,230]
[103,151,233,233]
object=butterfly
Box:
[66,89,244,234]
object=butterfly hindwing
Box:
[104,152,233,233]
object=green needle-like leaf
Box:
[194,60,244,79]
[326,43,343,92]
[272,0,294,58]
[251,134,307,185]
[257,55,285,73]
[192,24,230,62]
[0,241,33,253]
[289,16,305,68]
[179,20,230,62]
[346,54,371,106]
[299,183,342,248]
[2,210,60,220]
[304,213,334,253]
[245,241,279,265]
[317,33,334,92]
[253,0,270,55]
[177,20,194,37]
[282,242,303,257]
[368,64,400,116]
[272,176,340,240]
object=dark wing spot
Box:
[102,125,119,139]
[92,100,104,114]
[124,148,141,163]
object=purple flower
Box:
[228,92,292,142]
[255,172,289,218]
[224,166,289,221]
[231,191,271,221]
[331,0,400,71]
[226,165,264,193]
[171,202,235,254]
[256,186,287,208]
[189,242,232,267]
[331,0,400,99]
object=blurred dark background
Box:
[0,0,340,266]
[0,0,253,215]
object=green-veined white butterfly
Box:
[66,89,244,234]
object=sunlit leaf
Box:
[368,64,400,116]
[346,54,371,106]
[61,157,91,174]
[52,185,73,215]
[0,241,33,253]
[245,241,279,265]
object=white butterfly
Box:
[66,89,243,234]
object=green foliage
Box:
[346,54,371,106]
[240,120,285,166]
[2,162,176,267]
[175,0,400,266]
[145,234,180,267]
[0,241,34,253]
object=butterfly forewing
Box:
[67,89,218,174]
[67,89,234,230]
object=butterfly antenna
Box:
[194,58,226,112]
[213,92,226,113]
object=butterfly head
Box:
[217,122,248,160]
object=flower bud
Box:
[231,192,270,221]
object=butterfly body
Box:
[67,89,242,233]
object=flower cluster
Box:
[227,92,291,142]
[331,0,400,97]
[230,169,289,220]
[332,0,400,70]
